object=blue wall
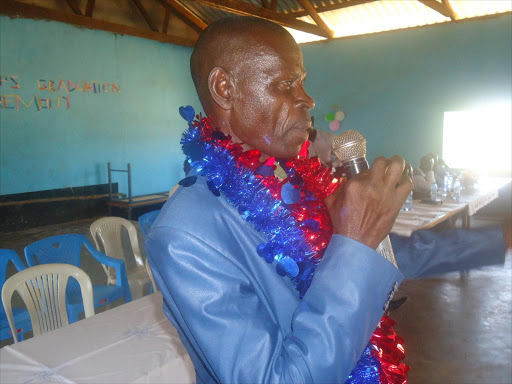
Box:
[0,16,199,196]
[2,15,511,196]
[302,14,512,166]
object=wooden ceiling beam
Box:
[160,0,208,30]
[131,0,159,32]
[162,6,171,33]
[295,0,333,38]
[0,1,196,47]
[416,0,451,18]
[271,0,278,11]
[85,0,95,17]
[191,0,332,38]
[64,0,83,16]
[288,0,377,18]
[443,0,458,21]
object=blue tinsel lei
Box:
[180,112,319,297]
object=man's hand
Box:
[325,156,413,250]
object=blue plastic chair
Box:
[24,234,132,323]
[1,249,32,343]
[138,210,161,236]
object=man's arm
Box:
[391,227,506,279]
[413,170,435,195]
[147,227,402,383]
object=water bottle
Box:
[402,191,413,211]
[453,178,461,201]
[442,173,449,197]
[447,174,453,193]
[430,181,438,201]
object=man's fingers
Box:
[370,156,388,179]
[384,155,406,186]
[395,173,414,204]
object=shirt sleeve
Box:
[413,170,435,195]
[391,227,506,279]
[146,227,403,384]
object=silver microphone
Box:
[332,130,398,268]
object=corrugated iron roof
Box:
[178,0,511,44]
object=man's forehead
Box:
[235,37,305,75]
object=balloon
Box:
[329,120,340,131]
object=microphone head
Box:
[332,130,367,163]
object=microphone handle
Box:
[338,157,398,268]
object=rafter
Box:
[288,0,377,18]
[271,0,278,11]
[162,6,171,33]
[295,0,333,38]
[0,1,196,47]
[131,0,159,32]
[191,0,332,38]
[64,0,83,16]
[85,0,95,17]
[416,0,451,19]
[443,0,458,21]
[159,0,208,30]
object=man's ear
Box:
[208,67,235,110]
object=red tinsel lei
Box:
[371,316,410,383]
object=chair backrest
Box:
[145,258,158,292]
[24,234,86,268]
[90,217,143,283]
[138,210,160,236]
[2,263,94,343]
[169,184,179,198]
[0,250,26,317]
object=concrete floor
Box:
[1,218,510,383]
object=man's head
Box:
[419,155,434,173]
[190,17,315,159]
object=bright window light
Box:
[443,104,512,177]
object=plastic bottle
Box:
[442,173,449,197]
[430,181,438,201]
[404,190,413,211]
[447,174,453,193]
[453,178,461,201]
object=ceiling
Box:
[1,0,510,46]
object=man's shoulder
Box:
[151,176,237,233]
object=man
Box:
[413,154,436,199]
[147,17,506,383]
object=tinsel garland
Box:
[178,106,408,383]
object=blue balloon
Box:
[281,182,301,204]
[255,165,274,177]
[276,256,299,278]
[178,176,197,187]
[179,105,195,123]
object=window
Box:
[443,103,511,177]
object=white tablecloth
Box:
[0,293,195,384]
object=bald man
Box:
[146,17,506,384]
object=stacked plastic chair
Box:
[1,249,32,343]
[24,234,131,323]
[2,263,95,343]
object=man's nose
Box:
[295,84,315,110]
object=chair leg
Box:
[129,279,146,301]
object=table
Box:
[0,293,195,384]
[391,178,510,237]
